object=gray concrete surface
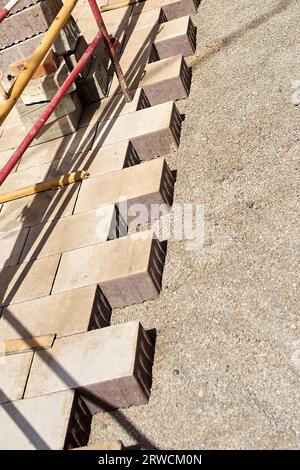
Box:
[90,0,300,449]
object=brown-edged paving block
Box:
[140,55,191,106]
[25,321,155,414]
[154,16,196,59]
[0,390,92,450]
[132,0,199,20]
[52,231,166,308]
[0,1,62,50]
[0,27,79,75]
[0,226,29,268]
[18,127,96,170]
[0,0,40,16]
[51,141,140,178]
[0,254,60,307]
[107,7,164,37]
[74,157,174,221]
[0,285,111,341]
[0,183,81,233]
[20,204,125,262]
[92,101,182,159]
[9,49,58,80]
[74,440,124,450]
[21,60,76,105]
[0,351,33,404]
[79,88,150,129]
[1,335,55,356]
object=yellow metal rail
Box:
[0,0,78,126]
[0,170,89,203]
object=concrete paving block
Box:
[74,157,174,222]
[0,390,92,450]
[18,127,96,170]
[25,321,155,414]
[65,35,91,80]
[0,0,40,16]
[21,60,76,105]
[32,99,83,143]
[132,0,199,20]
[0,161,53,196]
[51,141,140,178]
[0,351,33,404]
[0,226,29,268]
[9,49,58,79]
[0,254,60,307]
[0,149,18,173]
[52,231,166,308]
[76,57,109,104]
[0,285,111,341]
[0,0,62,50]
[154,16,197,59]
[20,204,125,262]
[79,88,150,129]
[0,183,80,232]
[92,101,182,159]
[17,92,81,130]
[140,55,191,105]
[108,7,165,37]
[0,27,79,75]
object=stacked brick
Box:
[0,0,109,143]
[0,0,200,449]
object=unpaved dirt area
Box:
[90,0,300,449]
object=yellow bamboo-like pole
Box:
[0,170,89,204]
[0,0,78,126]
[100,0,143,12]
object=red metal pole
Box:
[0,31,102,186]
[0,8,8,23]
[88,0,132,103]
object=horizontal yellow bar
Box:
[0,170,89,204]
[0,0,79,126]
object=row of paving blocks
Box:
[0,0,200,449]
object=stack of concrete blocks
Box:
[0,0,109,144]
[0,0,200,450]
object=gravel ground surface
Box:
[90,0,300,449]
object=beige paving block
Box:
[108,7,164,37]
[0,161,53,196]
[154,16,197,59]
[0,149,18,173]
[0,351,33,404]
[52,231,166,308]
[25,321,155,414]
[18,126,96,171]
[92,101,182,159]
[21,60,76,105]
[132,0,199,20]
[0,285,111,341]
[0,183,81,232]
[0,226,29,268]
[51,140,140,178]
[79,88,150,129]
[108,24,159,95]
[0,390,92,450]
[74,157,174,221]
[0,254,60,307]
[20,204,125,262]
[140,55,191,105]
